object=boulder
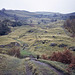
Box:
[58,44,68,47]
[42,40,50,44]
[35,46,41,49]
[44,31,47,33]
[23,43,29,47]
[0,45,6,48]
[10,42,20,46]
[69,46,75,51]
[7,42,20,47]
[42,41,45,44]
[50,43,57,46]
[28,30,34,33]
[52,36,56,38]
[0,42,20,48]
[33,43,38,46]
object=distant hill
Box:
[4,10,37,17]
[0,9,75,21]
[35,12,61,15]
[35,12,75,16]
[35,12,75,19]
[0,9,38,21]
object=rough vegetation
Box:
[41,49,75,71]
[0,9,75,75]
[0,54,26,75]
[0,20,11,35]
[7,47,21,58]
[64,16,75,37]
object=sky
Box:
[0,0,75,14]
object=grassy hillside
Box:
[1,9,75,21]
[0,20,75,56]
[0,10,75,75]
[4,10,37,18]
[0,54,26,75]
[0,53,75,75]
[1,54,72,75]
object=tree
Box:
[64,16,75,37]
[14,14,18,22]
[1,8,6,13]
[0,20,11,35]
[7,47,20,58]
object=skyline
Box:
[0,0,75,14]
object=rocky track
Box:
[25,58,69,75]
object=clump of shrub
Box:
[41,49,75,69]
[50,50,72,64]
[64,17,75,37]
[7,47,20,58]
[50,49,75,69]
[69,56,75,69]
[41,54,48,60]
[0,20,11,35]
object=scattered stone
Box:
[0,42,20,48]
[10,42,20,46]
[69,46,75,51]
[23,43,29,47]
[50,43,57,46]
[34,40,50,46]
[23,47,29,50]
[22,43,29,50]
[52,36,56,38]
[33,43,38,46]
[27,30,34,33]
[35,46,41,49]
[7,42,20,47]
[0,45,6,48]
[58,44,68,47]
[44,31,47,33]
[37,55,40,59]
[42,41,45,44]
[42,40,50,44]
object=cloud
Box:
[0,0,75,13]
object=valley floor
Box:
[0,20,75,75]
[0,54,71,75]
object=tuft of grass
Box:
[26,60,58,75]
[38,59,70,75]
[0,54,26,75]
[0,36,16,45]
[0,20,75,56]
[20,50,32,56]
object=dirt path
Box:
[25,58,69,75]
[31,59,64,75]
[25,62,33,75]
